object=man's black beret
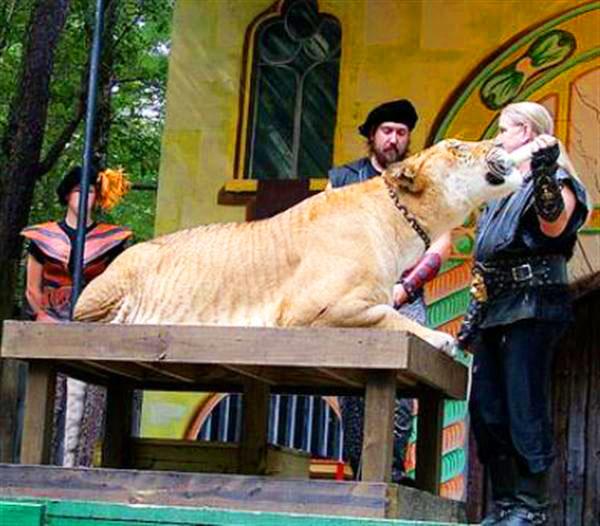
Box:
[358,99,418,137]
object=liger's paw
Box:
[423,330,456,356]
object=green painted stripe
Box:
[439,258,466,274]
[411,400,467,434]
[579,204,600,234]
[444,400,468,427]
[0,498,471,526]
[427,289,470,328]
[0,501,45,526]
[406,448,466,484]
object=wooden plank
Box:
[395,372,418,389]
[361,370,395,483]
[415,390,444,495]
[1,322,467,398]
[578,292,600,526]
[584,306,600,526]
[83,360,146,382]
[315,367,363,388]
[391,484,468,522]
[101,381,133,468]
[406,335,467,399]
[566,319,588,526]
[0,464,393,519]
[129,439,309,478]
[239,379,270,475]
[2,322,416,370]
[21,361,56,465]
[56,361,110,386]
[135,362,196,384]
[550,323,572,523]
[0,359,25,463]
[219,364,278,385]
[264,445,310,479]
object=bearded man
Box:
[327,99,417,188]
[327,99,453,483]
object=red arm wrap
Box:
[399,252,442,302]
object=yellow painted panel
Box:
[157,0,596,232]
[140,391,210,439]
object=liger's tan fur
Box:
[74,139,527,351]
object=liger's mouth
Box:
[485,147,511,185]
[485,171,505,185]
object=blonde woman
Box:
[458,102,589,525]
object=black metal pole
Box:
[69,0,105,319]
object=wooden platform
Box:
[1,321,467,520]
[0,464,467,523]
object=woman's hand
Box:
[530,133,557,153]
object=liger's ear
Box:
[387,161,427,194]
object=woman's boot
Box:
[497,468,549,525]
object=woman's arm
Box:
[529,141,579,238]
[538,185,577,238]
[393,231,453,307]
[25,255,45,318]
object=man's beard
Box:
[369,141,409,169]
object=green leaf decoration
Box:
[527,29,576,68]
[480,65,524,110]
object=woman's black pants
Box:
[470,318,568,473]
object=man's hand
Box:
[393,283,409,309]
[36,311,58,323]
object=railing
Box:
[198,394,344,461]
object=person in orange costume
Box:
[23,166,132,322]
[22,165,132,466]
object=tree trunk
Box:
[0,0,70,463]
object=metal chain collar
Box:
[383,177,431,250]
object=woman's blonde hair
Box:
[501,101,591,211]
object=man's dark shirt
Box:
[328,157,379,188]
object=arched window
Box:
[244,0,341,180]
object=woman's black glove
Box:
[531,143,563,222]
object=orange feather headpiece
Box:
[96,168,131,211]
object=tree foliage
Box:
[0,0,173,319]
[1,0,173,244]
[0,0,173,462]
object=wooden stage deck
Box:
[0,321,468,521]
